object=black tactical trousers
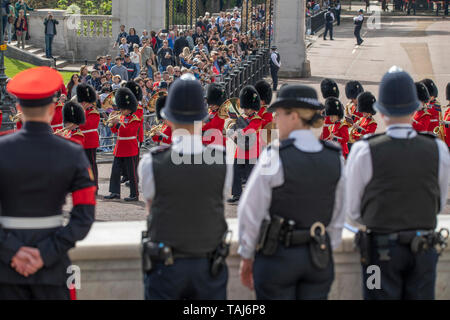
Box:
[324,23,333,40]
[254,245,334,300]
[362,242,438,300]
[231,159,255,198]
[354,26,363,45]
[270,66,279,91]
[0,283,70,300]
[84,148,98,190]
[109,156,139,198]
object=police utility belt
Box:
[355,228,449,266]
[141,230,232,278]
[256,215,331,270]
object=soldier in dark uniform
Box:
[238,85,346,300]
[269,46,281,92]
[138,74,232,300]
[346,66,450,300]
[0,67,96,300]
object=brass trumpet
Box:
[54,128,70,136]
[147,123,164,138]
[104,111,122,127]
[433,105,447,142]
[9,112,23,123]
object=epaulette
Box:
[251,114,262,121]
[150,144,171,154]
[88,108,100,115]
[417,132,437,139]
[129,114,140,123]
[321,140,341,152]
[362,133,384,140]
[72,129,84,137]
[421,109,431,117]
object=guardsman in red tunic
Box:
[325,97,350,158]
[152,95,172,145]
[255,80,275,146]
[125,81,145,149]
[77,84,100,190]
[350,92,378,142]
[421,78,441,133]
[320,78,340,140]
[442,83,450,147]
[345,80,364,124]
[0,109,2,130]
[104,88,140,201]
[61,101,86,147]
[50,94,66,132]
[228,86,263,203]
[412,82,432,133]
[202,83,226,147]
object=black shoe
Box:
[323,38,327,40]
[227,196,240,203]
[125,182,130,187]
[124,196,138,202]
[104,193,120,200]
[359,40,364,45]
[330,38,334,40]
[121,177,129,183]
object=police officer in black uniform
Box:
[346,66,450,300]
[353,9,364,45]
[0,67,96,300]
[270,45,281,92]
[238,85,346,300]
[138,74,233,300]
[323,7,335,40]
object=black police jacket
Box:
[0,122,96,285]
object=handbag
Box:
[16,31,23,37]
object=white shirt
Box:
[345,124,450,226]
[129,51,140,64]
[237,130,346,259]
[138,133,233,202]
[271,52,281,68]
[354,15,364,22]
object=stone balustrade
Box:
[69,216,450,300]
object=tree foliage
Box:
[27,0,112,15]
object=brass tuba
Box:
[147,90,168,113]
[434,105,446,141]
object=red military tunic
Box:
[257,105,274,146]
[444,108,450,148]
[152,124,172,145]
[16,120,23,131]
[67,129,85,147]
[235,113,263,160]
[202,109,226,146]
[320,116,333,140]
[0,110,2,130]
[111,113,141,157]
[350,102,363,123]
[351,116,377,142]
[50,102,64,132]
[330,121,350,158]
[79,106,100,149]
[412,108,432,133]
[427,98,441,133]
[135,103,145,144]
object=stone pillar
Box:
[273,0,310,78]
[112,0,165,38]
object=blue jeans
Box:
[99,123,113,152]
[45,34,54,58]
[146,67,153,79]
[159,65,167,73]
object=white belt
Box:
[0,215,64,229]
[430,119,438,122]
[51,123,63,128]
[118,136,137,141]
[81,129,98,134]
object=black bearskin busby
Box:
[357,92,376,115]
[115,87,137,113]
[446,82,450,101]
[254,80,273,104]
[125,81,143,101]
[420,78,438,98]
[415,82,430,104]
[76,83,97,103]
[320,78,339,99]
[324,97,344,119]
[205,83,226,106]
[63,101,85,125]
[155,95,167,121]
[345,80,364,100]
[239,85,261,111]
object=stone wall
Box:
[69,217,450,300]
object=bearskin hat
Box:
[420,78,438,98]
[205,83,226,106]
[345,80,364,100]
[415,82,430,104]
[320,78,339,99]
[125,81,143,101]
[155,95,167,121]
[357,92,376,115]
[76,83,97,103]
[324,97,344,119]
[446,82,450,101]
[254,80,273,104]
[239,85,261,111]
[63,101,85,125]
[115,87,137,113]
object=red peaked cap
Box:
[7,67,64,107]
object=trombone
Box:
[9,112,23,123]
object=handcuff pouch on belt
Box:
[309,222,331,270]
[210,231,232,278]
[411,228,449,255]
[354,230,371,266]
[141,230,174,273]
[256,215,284,256]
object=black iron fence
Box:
[306,10,327,35]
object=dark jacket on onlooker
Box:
[44,18,59,35]
[127,34,141,47]
[174,36,189,56]
[123,60,138,80]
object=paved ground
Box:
[83,13,450,222]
